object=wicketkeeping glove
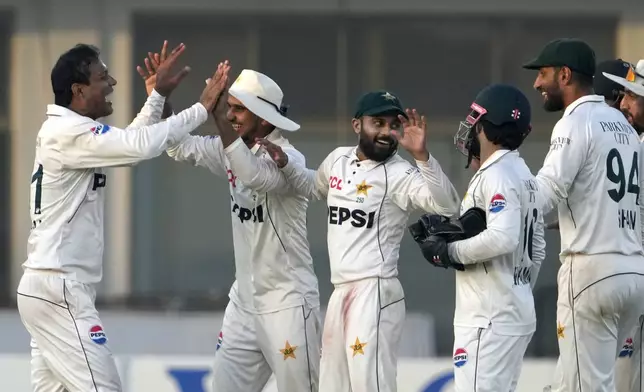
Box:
[408,207,487,271]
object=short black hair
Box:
[479,119,525,151]
[51,44,100,107]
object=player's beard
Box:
[624,111,643,135]
[541,86,565,112]
[358,133,397,162]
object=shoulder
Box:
[385,155,419,178]
[322,146,354,167]
[43,116,110,138]
[480,162,520,194]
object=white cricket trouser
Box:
[452,326,532,392]
[211,300,321,392]
[319,277,405,392]
[16,270,122,392]
[551,254,644,392]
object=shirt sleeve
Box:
[530,210,546,290]
[280,150,335,201]
[224,138,305,194]
[536,116,589,215]
[448,174,522,265]
[389,155,461,217]
[124,89,165,130]
[166,134,227,177]
[57,103,208,169]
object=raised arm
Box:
[57,103,208,169]
[389,157,460,216]
[166,134,227,177]
[58,54,230,169]
[389,108,460,216]
[257,139,336,201]
[535,116,589,215]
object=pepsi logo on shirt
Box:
[488,193,506,213]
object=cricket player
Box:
[604,59,644,392]
[545,58,633,230]
[258,91,461,391]
[15,42,227,392]
[523,38,644,392]
[409,84,545,391]
[163,68,321,392]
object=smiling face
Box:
[532,66,566,112]
[226,95,273,144]
[71,60,117,120]
[353,114,400,162]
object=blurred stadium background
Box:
[1,0,643,390]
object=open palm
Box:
[394,109,429,161]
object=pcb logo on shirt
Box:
[90,124,111,135]
[89,325,107,345]
[489,193,506,213]
[453,348,468,367]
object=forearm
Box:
[416,156,460,216]
[225,138,288,193]
[448,229,519,265]
[161,101,173,119]
[281,160,321,200]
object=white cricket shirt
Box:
[166,130,319,314]
[537,95,644,258]
[448,150,545,336]
[280,147,461,285]
[24,90,208,283]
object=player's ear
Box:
[71,83,84,99]
[559,66,573,86]
[351,118,361,135]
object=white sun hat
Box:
[603,59,644,98]
[227,69,300,131]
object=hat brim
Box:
[522,58,549,70]
[228,88,300,132]
[361,105,407,119]
[602,72,644,98]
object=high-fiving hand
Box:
[199,60,231,113]
[152,42,191,97]
[393,109,430,161]
[136,40,170,96]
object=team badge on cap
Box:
[89,325,107,345]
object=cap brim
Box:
[228,88,300,132]
[602,72,644,98]
[361,105,407,119]
[522,58,549,70]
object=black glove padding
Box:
[408,207,487,270]
[418,235,464,271]
[458,207,487,239]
